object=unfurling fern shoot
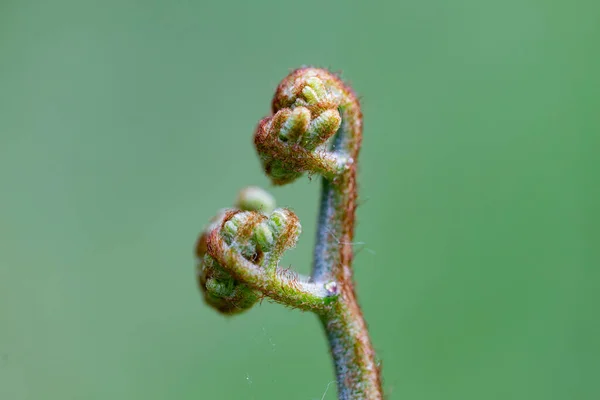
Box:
[195,68,383,400]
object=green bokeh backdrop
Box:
[1,0,598,399]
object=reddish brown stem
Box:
[252,67,383,399]
[306,71,383,399]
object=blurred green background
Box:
[1,0,598,399]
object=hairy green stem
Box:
[208,229,331,312]
[312,99,382,399]
[321,300,381,399]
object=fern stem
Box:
[312,86,383,399]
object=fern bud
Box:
[198,254,260,315]
[278,106,311,143]
[302,77,327,102]
[253,221,274,252]
[236,186,276,215]
[267,208,301,253]
[221,212,248,244]
[301,108,342,150]
[254,68,351,185]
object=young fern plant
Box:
[195,68,383,399]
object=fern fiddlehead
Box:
[195,68,382,399]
